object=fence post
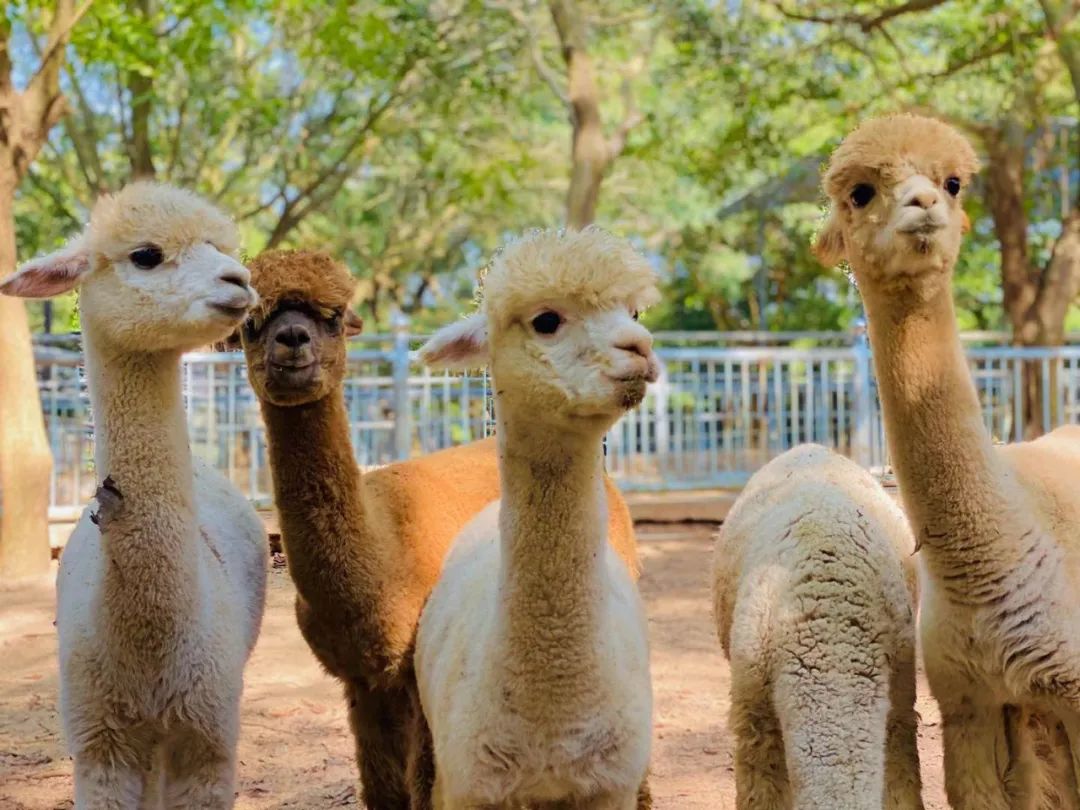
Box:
[391,311,412,461]
[851,317,873,467]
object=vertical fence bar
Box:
[851,318,873,467]
[391,313,412,461]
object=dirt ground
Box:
[0,523,947,809]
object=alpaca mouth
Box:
[898,220,944,236]
[268,361,318,389]
[209,302,250,320]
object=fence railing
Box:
[34,331,1080,518]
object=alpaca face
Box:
[493,303,658,429]
[80,241,255,352]
[236,250,362,407]
[815,114,979,288]
[240,301,354,406]
[0,182,255,352]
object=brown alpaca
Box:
[817,114,1080,810]
[235,249,642,809]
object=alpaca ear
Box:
[812,212,846,268]
[1,236,91,298]
[960,209,971,234]
[344,308,364,337]
[418,313,489,371]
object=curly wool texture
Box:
[34,183,269,807]
[821,114,1080,810]
[86,180,239,263]
[822,114,980,200]
[713,445,923,810]
[247,249,356,316]
[481,226,660,329]
[240,247,645,808]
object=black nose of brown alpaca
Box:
[275,324,311,349]
[904,189,938,209]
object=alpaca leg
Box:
[774,666,891,810]
[73,753,144,810]
[634,774,652,809]
[1061,711,1080,804]
[729,691,789,810]
[406,681,436,810]
[938,699,1012,810]
[160,727,236,810]
[346,678,412,809]
[138,746,166,810]
[883,653,924,810]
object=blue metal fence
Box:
[35,331,1080,518]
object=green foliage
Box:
[9,0,1078,334]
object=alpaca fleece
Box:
[713,445,923,810]
[241,248,641,809]
[819,114,1080,810]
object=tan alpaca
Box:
[234,249,642,809]
[0,182,268,809]
[712,444,923,810]
[415,228,657,809]
[817,113,1080,809]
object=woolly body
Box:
[1,181,267,808]
[415,227,658,809]
[238,249,641,809]
[712,445,922,810]
[818,114,1080,809]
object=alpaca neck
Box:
[84,328,198,648]
[260,390,372,613]
[861,276,1013,557]
[496,406,609,707]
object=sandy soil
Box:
[0,524,947,809]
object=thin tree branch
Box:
[770,0,951,32]
[26,0,93,101]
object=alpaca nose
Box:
[615,331,653,360]
[219,268,250,290]
[275,324,311,349]
[904,189,939,209]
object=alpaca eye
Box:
[632,310,640,322]
[531,311,563,335]
[944,176,962,197]
[129,245,164,269]
[850,184,876,208]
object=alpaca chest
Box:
[451,708,653,805]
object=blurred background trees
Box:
[1,0,1077,573]
[8,0,1078,335]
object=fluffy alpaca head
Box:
[420,227,660,433]
[237,249,363,406]
[815,114,980,289]
[1,181,255,352]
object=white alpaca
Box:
[712,445,923,810]
[816,113,1080,809]
[1,182,268,809]
[415,228,658,809]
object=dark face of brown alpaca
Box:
[240,301,361,406]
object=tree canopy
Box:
[9,0,1080,335]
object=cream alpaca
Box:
[1,182,268,809]
[712,444,923,810]
[416,228,658,809]
[817,114,1080,809]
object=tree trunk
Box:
[550,0,610,229]
[0,167,53,578]
[984,124,1038,338]
[127,0,155,179]
[984,124,1080,437]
